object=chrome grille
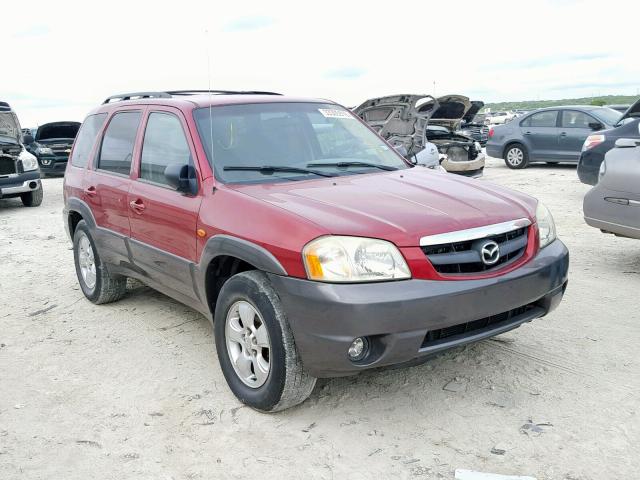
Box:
[420,220,530,275]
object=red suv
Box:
[63,90,569,412]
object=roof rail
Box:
[102,92,172,104]
[166,90,282,96]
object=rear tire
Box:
[73,220,127,304]
[504,144,529,169]
[21,184,43,207]
[214,270,316,412]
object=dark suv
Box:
[63,90,569,412]
[0,101,43,207]
[25,121,81,175]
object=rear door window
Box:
[139,112,191,187]
[97,111,142,175]
[70,113,107,167]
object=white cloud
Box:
[2,0,639,126]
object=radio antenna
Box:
[205,28,215,171]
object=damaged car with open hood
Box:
[24,121,81,175]
[354,94,486,177]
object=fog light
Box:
[348,337,368,361]
[41,158,52,166]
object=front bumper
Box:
[269,239,569,377]
[441,153,485,177]
[37,155,68,174]
[0,171,41,198]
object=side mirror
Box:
[164,163,198,195]
[23,134,34,145]
[614,138,640,148]
[588,122,604,131]
[393,144,408,158]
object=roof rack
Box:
[167,90,282,96]
[103,92,171,104]
[102,90,282,104]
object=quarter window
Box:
[97,111,142,175]
[140,113,191,186]
[561,111,593,128]
[70,113,107,167]
[522,111,558,128]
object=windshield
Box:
[194,102,409,184]
[0,112,20,143]
[591,107,622,126]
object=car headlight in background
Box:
[598,161,607,182]
[303,236,411,282]
[18,150,39,171]
[582,134,605,152]
[536,202,556,248]
[35,146,54,155]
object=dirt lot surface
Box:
[1,157,639,480]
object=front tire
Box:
[504,144,529,169]
[73,220,127,304]
[21,184,43,207]
[214,271,316,412]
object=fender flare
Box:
[64,197,97,233]
[199,234,288,276]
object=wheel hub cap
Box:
[225,301,271,388]
[78,234,96,290]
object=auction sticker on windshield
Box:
[318,108,354,119]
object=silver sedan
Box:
[583,138,640,239]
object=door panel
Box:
[520,110,560,160]
[557,110,596,162]
[127,109,203,300]
[85,170,131,265]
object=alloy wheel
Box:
[225,301,271,388]
[78,233,97,290]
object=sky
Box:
[2,0,639,127]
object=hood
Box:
[232,168,536,247]
[619,98,640,123]
[35,121,81,142]
[353,94,439,157]
[419,95,473,131]
[463,101,485,123]
[0,110,21,144]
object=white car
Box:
[487,111,515,125]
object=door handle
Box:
[129,199,146,213]
[84,186,97,196]
[523,131,532,136]
[559,132,567,137]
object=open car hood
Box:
[353,94,439,157]
[419,95,473,131]
[619,98,640,123]
[463,101,485,124]
[0,110,21,144]
[35,121,81,142]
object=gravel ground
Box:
[1,157,638,480]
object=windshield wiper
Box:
[223,165,336,178]
[307,161,398,171]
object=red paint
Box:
[65,94,540,281]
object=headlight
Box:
[598,161,606,182]
[536,202,556,248]
[303,236,411,282]
[35,146,54,155]
[18,150,39,171]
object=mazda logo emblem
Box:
[480,240,500,266]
